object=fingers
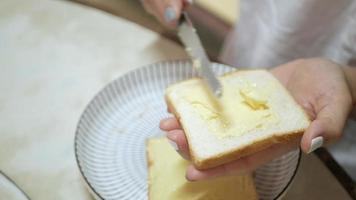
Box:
[141,0,155,15]
[185,164,247,181]
[159,117,190,159]
[186,140,298,181]
[166,129,191,160]
[301,94,352,153]
[160,117,181,131]
[300,120,325,153]
[163,0,183,26]
[141,0,184,27]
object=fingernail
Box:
[164,6,176,23]
[186,165,208,181]
[167,138,178,150]
[186,0,193,4]
[185,173,196,181]
[186,166,198,181]
[307,136,324,154]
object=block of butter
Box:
[147,138,258,200]
[165,70,310,169]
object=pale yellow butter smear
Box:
[181,77,279,138]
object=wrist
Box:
[343,66,356,115]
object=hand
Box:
[141,0,189,27]
[159,58,353,181]
[343,66,356,119]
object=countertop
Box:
[0,0,352,199]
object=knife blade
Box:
[178,12,222,97]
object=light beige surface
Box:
[0,0,352,200]
[0,0,186,199]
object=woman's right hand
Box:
[141,0,189,27]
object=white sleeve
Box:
[220,0,356,68]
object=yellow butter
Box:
[148,138,258,200]
[180,77,279,138]
[240,87,268,110]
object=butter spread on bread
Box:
[165,70,310,169]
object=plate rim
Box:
[74,59,302,200]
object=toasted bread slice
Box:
[147,138,258,200]
[165,70,310,169]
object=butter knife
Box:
[178,12,223,97]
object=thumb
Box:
[300,99,350,154]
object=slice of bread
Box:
[147,138,258,200]
[165,70,310,169]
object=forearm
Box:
[343,66,356,118]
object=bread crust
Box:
[165,70,310,170]
[193,130,304,169]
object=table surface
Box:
[0,0,352,199]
